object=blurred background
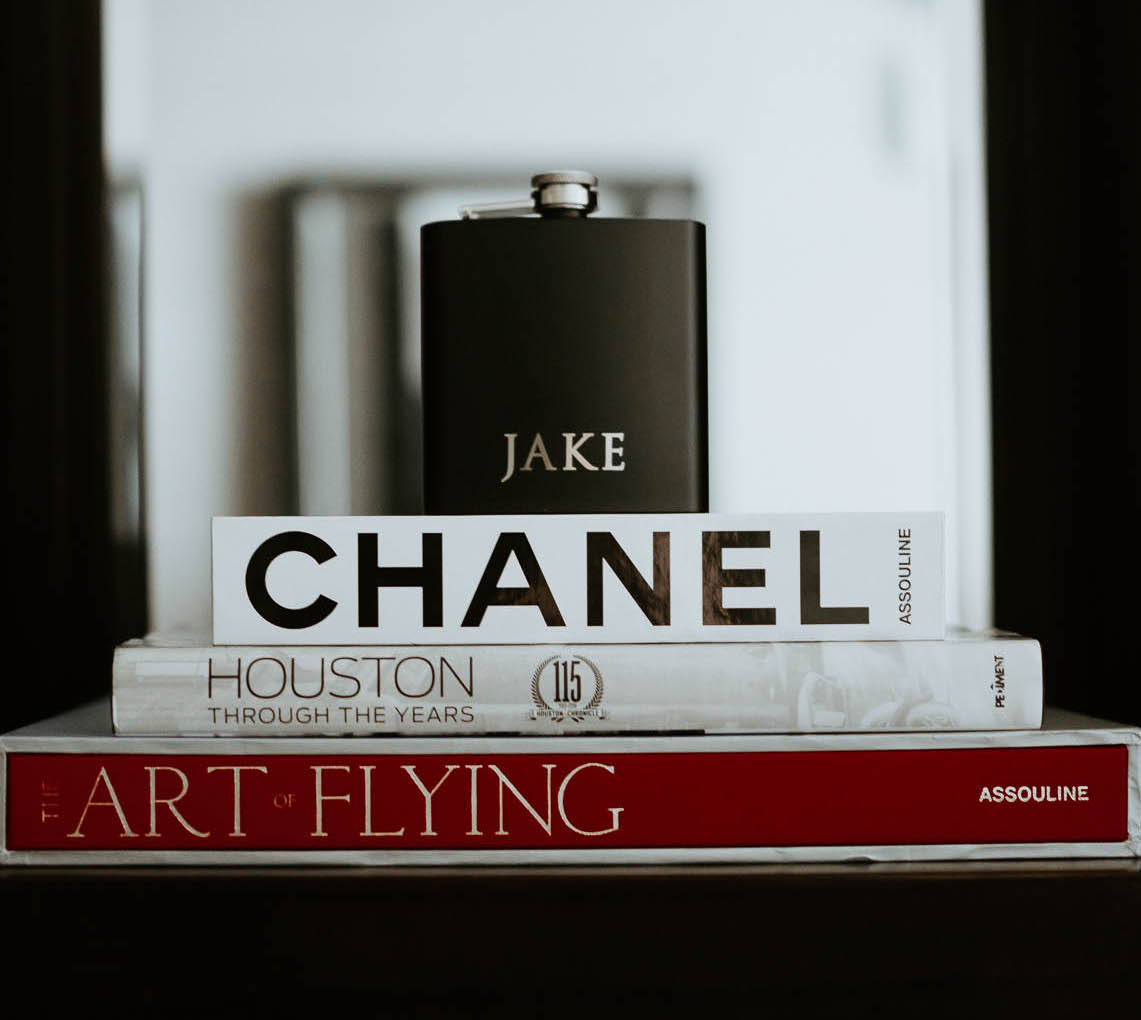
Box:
[3,0,1138,729]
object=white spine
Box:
[113,634,1040,736]
[212,511,946,644]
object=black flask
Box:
[421,171,707,514]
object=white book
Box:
[213,512,944,644]
[111,629,1032,737]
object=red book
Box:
[3,702,1138,864]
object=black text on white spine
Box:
[242,528,869,632]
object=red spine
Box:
[6,745,1128,851]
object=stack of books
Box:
[2,511,1138,864]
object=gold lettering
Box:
[402,764,458,836]
[146,766,210,838]
[491,764,554,836]
[360,765,405,837]
[67,766,138,839]
[311,765,351,836]
[207,765,268,837]
[466,764,482,836]
[557,762,623,836]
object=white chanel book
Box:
[212,512,945,644]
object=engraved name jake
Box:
[500,431,625,483]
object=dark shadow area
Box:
[987,0,1141,725]
[1,0,116,732]
[3,862,1138,1013]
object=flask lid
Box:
[459,171,598,220]
[531,171,598,217]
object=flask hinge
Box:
[459,171,598,220]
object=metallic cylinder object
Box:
[459,170,600,220]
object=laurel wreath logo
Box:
[530,654,605,723]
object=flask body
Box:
[421,217,707,513]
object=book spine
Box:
[4,742,1130,856]
[212,512,944,644]
[112,637,1042,736]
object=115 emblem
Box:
[530,654,605,723]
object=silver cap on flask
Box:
[459,171,599,220]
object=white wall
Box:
[105,0,990,634]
